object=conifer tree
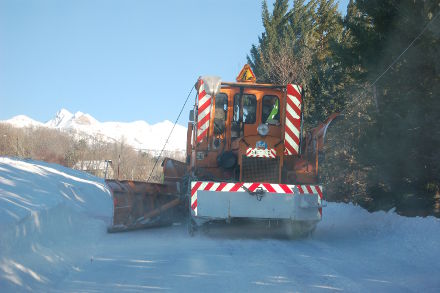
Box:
[248,0,440,215]
[248,0,315,85]
[331,0,440,214]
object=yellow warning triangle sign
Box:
[236,64,256,82]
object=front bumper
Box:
[190,182,323,222]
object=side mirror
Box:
[189,110,195,122]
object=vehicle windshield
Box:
[262,95,280,125]
[233,94,256,124]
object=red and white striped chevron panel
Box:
[284,84,302,155]
[246,147,277,158]
[197,80,212,143]
[190,181,323,215]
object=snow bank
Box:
[0,157,112,292]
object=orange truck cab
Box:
[186,65,337,233]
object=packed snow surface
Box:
[0,157,439,292]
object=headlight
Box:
[257,123,269,136]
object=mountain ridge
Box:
[1,109,187,152]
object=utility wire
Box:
[146,86,195,183]
[341,8,440,114]
[371,9,440,87]
[145,9,440,176]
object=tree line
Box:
[249,0,439,216]
[0,123,184,182]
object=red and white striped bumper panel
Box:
[196,80,212,143]
[190,181,323,216]
[284,84,302,155]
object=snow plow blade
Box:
[106,179,184,233]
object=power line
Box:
[146,8,440,177]
[146,85,195,183]
[341,8,440,114]
[371,8,440,87]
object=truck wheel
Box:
[188,218,196,236]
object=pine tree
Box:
[332,0,440,214]
[305,0,344,125]
[248,0,440,215]
[247,0,315,85]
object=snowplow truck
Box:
[106,65,339,234]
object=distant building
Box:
[73,160,113,178]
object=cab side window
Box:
[213,93,228,135]
[262,95,280,125]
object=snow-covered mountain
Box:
[3,115,44,128]
[1,109,187,153]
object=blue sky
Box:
[0,0,349,124]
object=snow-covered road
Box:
[1,158,439,292]
[53,205,440,293]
